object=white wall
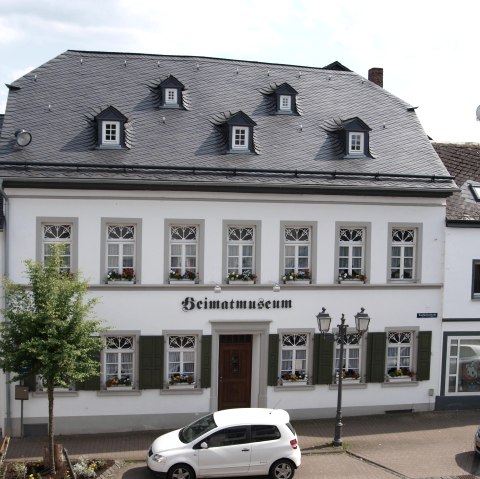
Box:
[2,188,447,434]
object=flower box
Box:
[169,382,196,389]
[228,280,255,284]
[169,279,195,284]
[387,376,412,382]
[282,379,308,386]
[338,279,365,285]
[107,280,135,285]
[284,280,311,285]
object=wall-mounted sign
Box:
[182,296,293,312]
[417,313,438,318]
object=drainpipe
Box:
[0,181,11,436]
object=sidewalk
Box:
[4,409,480,479]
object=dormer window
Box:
[95,106,127,149]
[279,95,291,111]
[226,111,257,154]
[349,132,364,154]
[103,121,120,145]
[341,117,372,158]
[275,83,298,115]
[159,75,184,109]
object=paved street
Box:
[4,409,480,479]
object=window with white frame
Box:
[168,335,196,386]
[338,227,365,279]
[284,227,311,279]
[104,336,134,388]
[279,95,291,111]
[386,331,413,378]
[165,88,178,104]
[227,226,255,277]
[169,225,198,278]
[106,225,136,281]
[43,224,72,273]
[335,333,361,380]
[390,228,416,280]
[348,132,364,154]
[280,334,308,382]
[232,126,248,149]
[102,121,120,145]
[446,337,480,394]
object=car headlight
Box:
[152,454,167,463]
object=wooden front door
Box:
[218,335,252,410]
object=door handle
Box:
[242,448,250,452]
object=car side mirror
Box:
[200,442,208,449]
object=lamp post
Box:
[316,307,371,447]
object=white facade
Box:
[3,187,446,435]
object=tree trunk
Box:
[47,381,55,474]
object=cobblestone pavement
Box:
[4,409,480,479]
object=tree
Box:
[0,244,104,474]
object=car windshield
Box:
[179,413,218,443]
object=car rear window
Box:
[179,413,217,443]
[286,422,296,436]
[251,424,281,442]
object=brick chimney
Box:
[368,67,383,87]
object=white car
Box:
[475,426,480,455]
[147,408,301,479]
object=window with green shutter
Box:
[416,331,432,381]
[366,332,386,383]
[267,334,279,386]
[201,335,212,388]
[139,336,164,389]
[312,333,334,384]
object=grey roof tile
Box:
[0,50,456,194]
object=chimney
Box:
[368,67,383,87]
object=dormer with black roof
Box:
[274,83,299,115]
[158,75,184,109]
[226,111,257,154]
[95,106,128,149]
[341,117,372,158]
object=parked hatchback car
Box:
[147,407,301,479]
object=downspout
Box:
[0,181,11,436]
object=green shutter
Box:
[267,334,279,386]
[313,333,334,385]
[366,332,386,383]
[139,336,164,389]
[76,350,101,391]
[416,331,432,381]
[201,335,212,388]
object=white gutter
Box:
[0,181,11,436]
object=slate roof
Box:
[433,143,480,222]
[0,50,456,195]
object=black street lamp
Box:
[316,307,371,447]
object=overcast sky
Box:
[0,0,478,143]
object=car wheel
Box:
[269,459,295,479]
[167,464,195,479]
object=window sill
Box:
[160,387,203,395]
[281,380,308,387]
[33,390,78,397]
[168,279,196,285]
[274,384,314,391]
[98,389,141,396]
[329,382,367,390]
[106,280,135,285]
[168,383,196,389]
[382,380,418,388]
[96,144,124,150]
[227,280,255,285]
[283,280,311,285]
[338,280,366,285]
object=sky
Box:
[0,0,479,143]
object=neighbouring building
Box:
[433,143,480,410]
[0,51,458,436]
